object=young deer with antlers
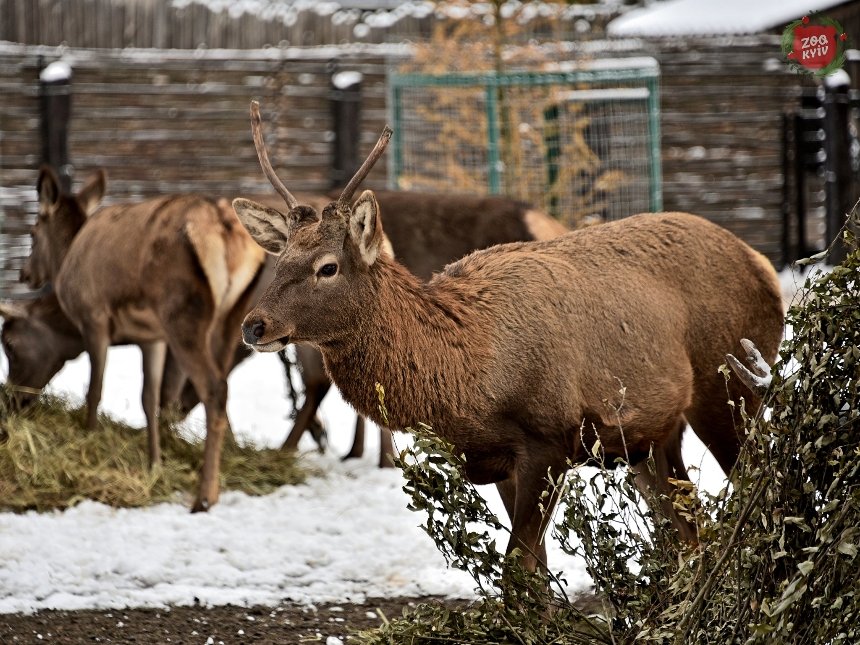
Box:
[234,103,784,570]
[16,167,265,512]
[272,189,567,466]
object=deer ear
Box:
[232,198,291,255]
[349,190,385,266]
[37,166,60,213]
[78,170,106,216]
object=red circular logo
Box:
[782,13,848,76]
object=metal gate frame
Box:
[388,59,663,212]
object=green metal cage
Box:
[388,58,662,226]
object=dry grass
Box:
[0,393,307,512]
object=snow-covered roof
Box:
[608,0,848,38]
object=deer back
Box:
[239,195,781,465]
[328,189,566,280]
[52,194,264,344]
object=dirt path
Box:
[0,597,460,644]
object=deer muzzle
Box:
[241,314,289,353]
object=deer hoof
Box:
[191,498,210,513]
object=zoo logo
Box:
[782,13,849,76]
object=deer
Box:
[16,166,266,512]
[0,289,235,425]
[271,189,568,466]
[232,103,785,572]
[1,292,87,409]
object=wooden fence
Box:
[0,41,401,295]
[655,38,811,262]
[0,0,619,50]
[0,36,821,295]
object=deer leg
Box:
[496,477,517,521]
[342,415,365,460]
[631,419,698,542]
[166,332,229,513]
[378,426,395,468]
[208,294,256,446]
[159,350,189,415]
[192,367,228,513]
[505,454,564,573]
[685,377,751,477]
[281,382,330,451]
[141,341,167,468]
[281,383,331,450]
[81,324,109,431]
[306,415,327,453]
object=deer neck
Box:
[48,220,85,282]
[319,258,490,433]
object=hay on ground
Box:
[0,393,307,512]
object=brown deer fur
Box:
[235,164,783,573]
[19,167,265,512]
[257,190,567,465]
[234,112,783,570]
[1,293,86,404]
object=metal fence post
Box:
[484,82,501,195]
[646,76,662,212]
[38,57,72,192]
[823,71,853,264]
[330,65,363,190]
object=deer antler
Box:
[725,338,773,395]
[336,126,393,211]
[250,100,298,210]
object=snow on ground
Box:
[0,338,736,615]
[0,262,812,614]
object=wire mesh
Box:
[389,64,661,227]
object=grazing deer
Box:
[17,167,265,512]
[1,292,86,408]
[0,290,226,423]
[235,105,784,570]
[273,190,567,466]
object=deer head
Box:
[0,297,84,410]
[233,101,392,351]
[22,166,106,289]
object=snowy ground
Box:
[0,346,729,616]
[0,266,809,615]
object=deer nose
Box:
[242,319,266,346]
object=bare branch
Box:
[250,100,298,210]
[337,126,393,210]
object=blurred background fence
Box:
[1,14,855,295]
[0,0,619,49]
[0,42,399,295]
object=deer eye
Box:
[317,263,338,278]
